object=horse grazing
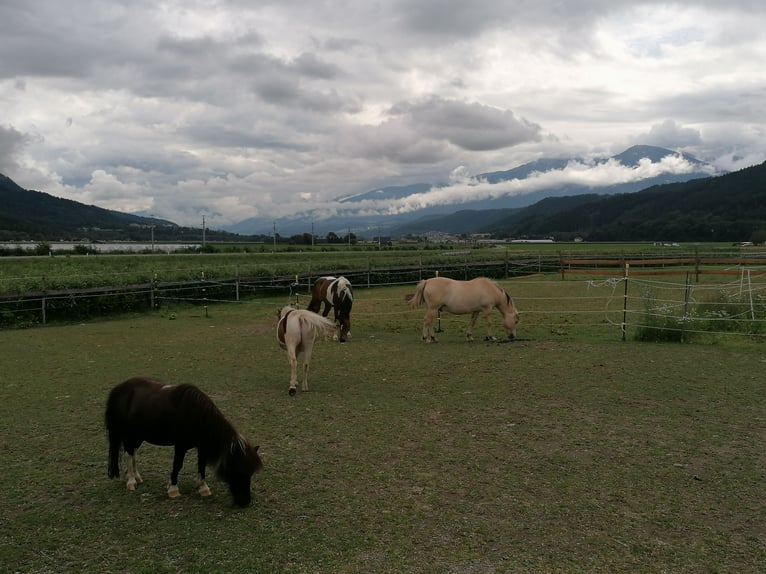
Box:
[408,276,519,343]
[277,306,336,395]
[105,377,263,507]
[307,276,354,342]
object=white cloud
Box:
[0,0,764,227]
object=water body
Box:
[0,242,201,253]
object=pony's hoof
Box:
[126,480,136,491]
[167,485,181,498]
[198,484,212,497]
[289,388,296,396]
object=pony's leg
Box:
[321,301,332,317]
[287,347,299,395]
[133,457,143,485]
[332,309,340,341]
[423,309,438,342]
[483,310,496,341]
[125,451,138,491]
[195,452,211,497]
[167,446,186,498]
[466,312,480,341]
[301,339,314,392]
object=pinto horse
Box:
[307,276,354,342]
[408,276,519,343]
[277,306,336,395]
[105,377,263,506]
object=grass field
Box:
[2,283,765,573]
[0,242,758,293]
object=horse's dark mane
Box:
[173,384,240,465]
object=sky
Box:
[1,0,765,229]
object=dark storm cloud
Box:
[390,97,542,152]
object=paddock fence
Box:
[1,254,765,343]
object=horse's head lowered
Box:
[217,437,263,507]
[501,291,520,339]
[331,278,353,342]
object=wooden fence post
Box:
[621,263,629,341]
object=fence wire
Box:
[2,262,766,342]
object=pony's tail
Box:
[407,280,427,307]
[301,313,336,336]
[107,434,121,479]
[105,400,121,479]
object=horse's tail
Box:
[104,395,122,479]
[408,279,428,307]
[107,432,121,479]
[299,311,336,336]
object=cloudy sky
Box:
[1,0,765,228]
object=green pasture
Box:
[1,283,765,573]
[0,242,755,293]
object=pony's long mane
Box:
[333,278,353,318]
[171,384,241,468]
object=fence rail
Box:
[2,255,765,343]
[560,255,766,280]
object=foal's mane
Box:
[333,278,353,312]
[172,384,241,460]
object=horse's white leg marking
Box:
[167,482,181,498]
[196,474,212,497]
[126,454,138,491]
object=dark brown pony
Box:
[105,377,263,507]
[307,276,354,342]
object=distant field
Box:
[0,242,756,293]
[1,284,765,572]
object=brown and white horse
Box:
[408,276,519,343]
[277,306,336,395]
[307,276,354,342]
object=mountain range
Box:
[225,145,717,236]
[0,173,247,243]
[2,145,764,243]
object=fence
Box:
[560,254,766,280]
[1,255,765,343]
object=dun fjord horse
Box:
[105,377,263,507]
[277,306,336,395]
[307,276,354,342]
[408,276,519,343]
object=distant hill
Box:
[0,173,255,242]
[228,145,717,236]
[3,145,752,244]
[484,161,766,242]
